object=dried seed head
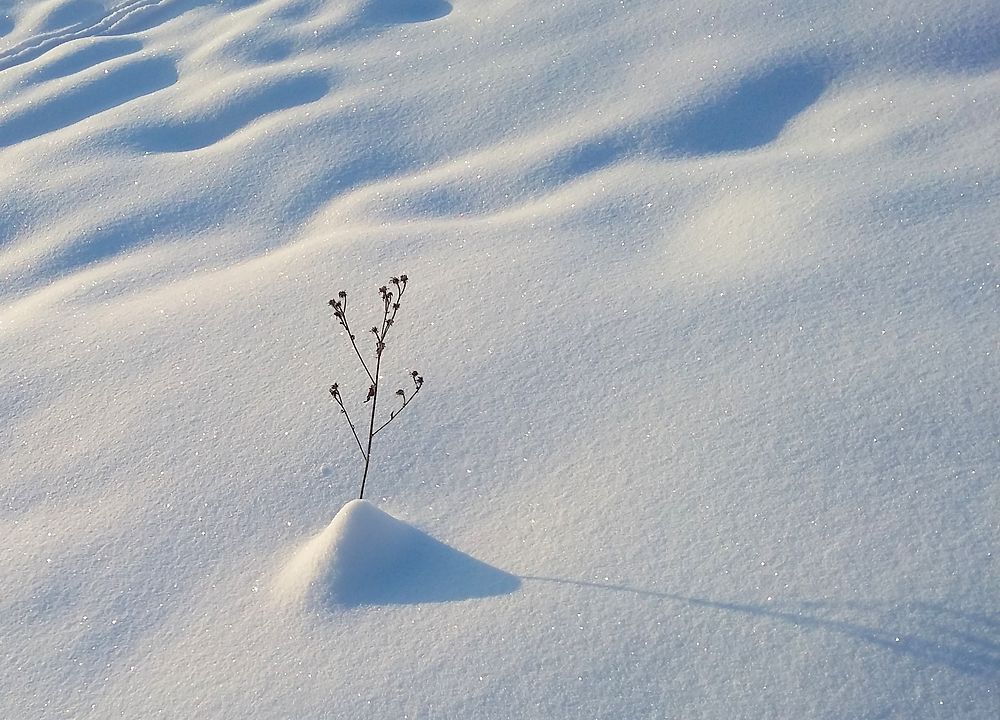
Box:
[396,389,405,397]
[400,274,408,283]
[338,290,347,298]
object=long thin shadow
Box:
[0,57,177,148]
[522,576,1000,677]
[24,37,143,84]
[130,72,330,153]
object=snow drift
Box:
[276,499,520,607]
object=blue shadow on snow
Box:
[669,60,830,155]
[0,56,177,148]
[522,576,1000,677]
[25,38,143,84]
[534,59,831,185]
[362,0,452,25]
[130,71,330,153]
[328,530,520,607]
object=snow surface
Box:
[1,0,998,717]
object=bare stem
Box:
[358,347,383,500]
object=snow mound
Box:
[276,500,520,607]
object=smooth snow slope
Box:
[1,0,998,717]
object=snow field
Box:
[1,0,998,717]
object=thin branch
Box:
[330,385,367,460]
[383,279,406,341]
[340,314,375,384]
[330,293,375,384]
[373,381,423,436]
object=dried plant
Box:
[328,275,424,500]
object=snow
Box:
[276,499,519,606]
[1,0,998,717]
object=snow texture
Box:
[1,0,998,717]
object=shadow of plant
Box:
[523,576,1000,677]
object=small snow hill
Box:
[276,500,521,608]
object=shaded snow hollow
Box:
[277,500,520,607]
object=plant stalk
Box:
[358,349,383,500]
